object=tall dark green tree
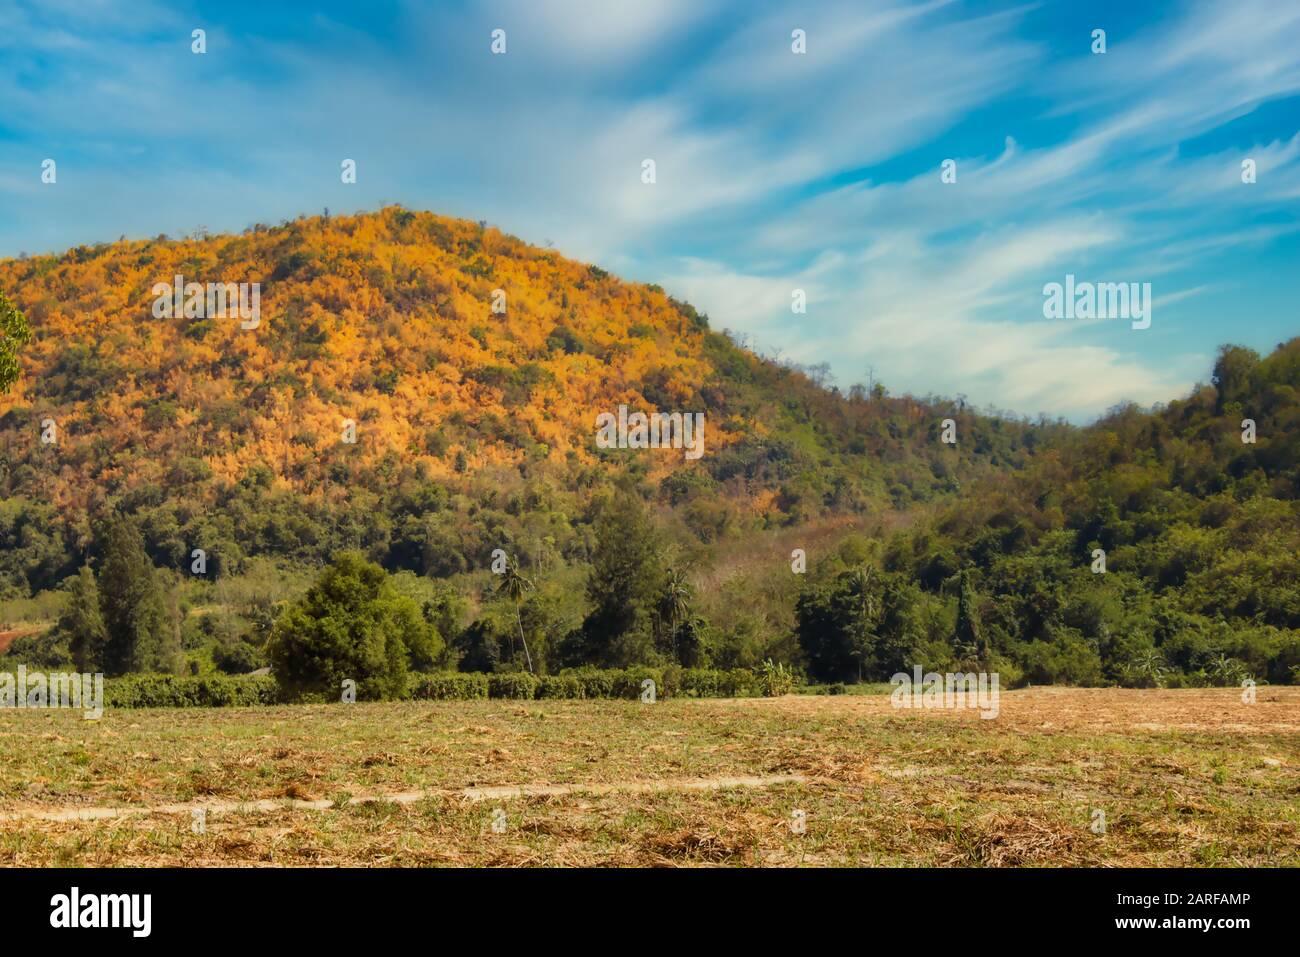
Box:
[564,490,664,667]
[674,615,707,668]
[62,565,107,671]
[954,567,986,663]
[795,576,841,682]
[840,567,883,680]
[97,515,173,675]
[455,617,505,673]
[420,579,466,659]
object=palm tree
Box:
[660,568,693,661]
[844,567,882,681]
[497,557,535,673]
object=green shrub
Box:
[488,672,539,699]
[612,666,665,700]
[103,674,280,708]
[1016,635,1104,686]
[722,668,758,697]
[676,668,760,698]
[536,674,583,699]
[92,668,770,707]
[563,667,618,699]
[409,672,489,700]
[679,668,763,698]
[213,640,265,675]
[659,663,683,697]
[758,659,797,697]
[678,668,725,697]
[1,629,73,670]
[987,653,1025,689]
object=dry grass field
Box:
[1,687,1296,867]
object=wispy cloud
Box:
[0,0,1296,422]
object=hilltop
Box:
[0,207,1051,596]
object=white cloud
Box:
[2,0,1296,421]
[480,0,716,64]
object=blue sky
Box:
[1,0,1297,422]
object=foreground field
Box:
[1,688,1296,866]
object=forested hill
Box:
[2,208,1296,687]
[0,207,1057,596]
[867,337,1300,687]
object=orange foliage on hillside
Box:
[0,207,732,513]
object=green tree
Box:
[797,576,848,683]
[674,614,708,668]
[953,567,986,664]
[62,565,107,671]
[797,567,883,682]
[97,515,172,675]
[840,567,884,680]
[564,490,664,667]
[420,579,466,662]
[0,289,31,394]
[496,556,535,673]
[268,551,442,700]
[456,617,506,672]
[1211,344,1260,414]
[798,565,926,682]
[657,567,694,663]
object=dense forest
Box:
[1,208,1296,692]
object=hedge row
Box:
[88,668,773,708]
[408,667,765,701]
[104,674,281,708]
[408,672,488,700]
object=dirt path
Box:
[0,773,809,824]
